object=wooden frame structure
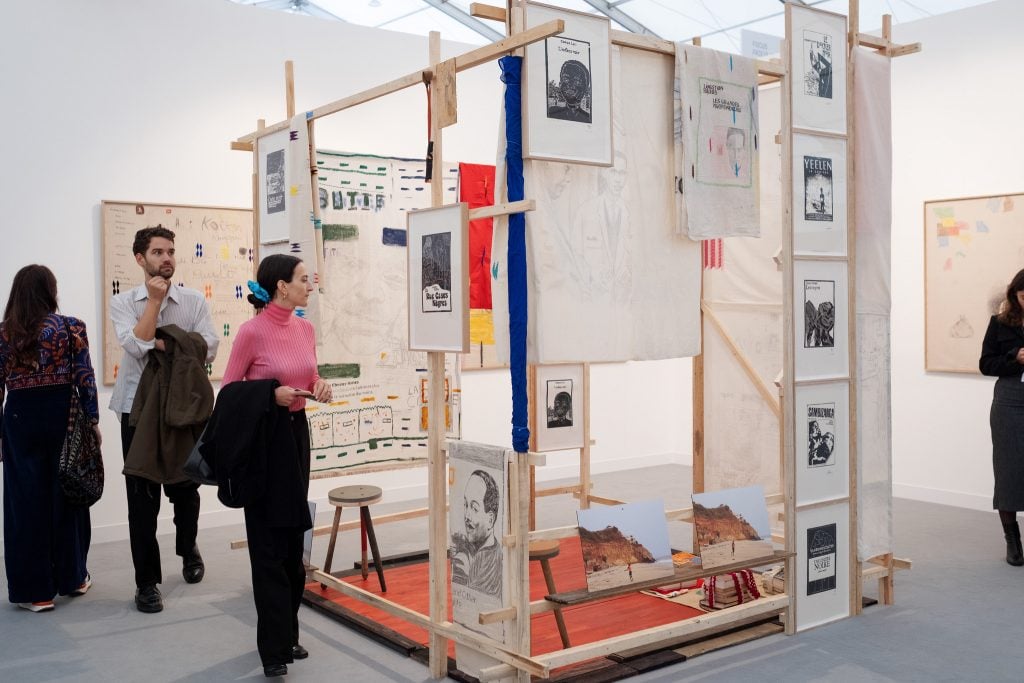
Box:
[229,0,918,678]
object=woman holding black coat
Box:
[980,268,1024,566]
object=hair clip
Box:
[247,280,270,303]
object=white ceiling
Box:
[227,0,993,51]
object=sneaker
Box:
[18,601,55,612]
[70,574,92,597]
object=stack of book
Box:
[761,565,785,594]
[699,569,761,610]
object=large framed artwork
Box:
[100,200,254,385]
[523,1,612,166]
[533,363,585,452]
[407,203,469,353]
[795,381,849,506]
[794,259,849,380]
[788,4,847,134]
[793,133,847,256]
[796,502,850,630]
[924,193,1024,373]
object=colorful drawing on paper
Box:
[924,193,1024,372]
[307,151,461,475]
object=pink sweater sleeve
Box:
[221,324,254,386]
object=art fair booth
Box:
[220,1,916,680]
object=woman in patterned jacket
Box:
[0,264,100,611]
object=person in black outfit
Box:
[979,268,1024,566]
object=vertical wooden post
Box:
[285,60,296,119]
[847,0,862,618]
[580,362,592,509]
[426,31,449,681]
[307,120,326,294]
[882,14,893,56]
[252,119,265,267]
[527,364,537,530]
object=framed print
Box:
[407,203,469,352]
[534,363,585,451]
[924,193,1024,373]
[793,133,847,256]
[796,503,850,630]
[523,2,612,166]
[795,381,849,506]
[794,259,849,380]
[788,4,847,133]
[257,128,290,244]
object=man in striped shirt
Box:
[109,226,219,614]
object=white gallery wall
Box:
[0,0,689,544]
[889,0,1024,510]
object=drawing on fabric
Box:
[449,441,509,643]
[545,36,592,123]
[577,499,674,591]
[804,279,836,348]
[421,232,452,313]
[695,78,754,187]
[266,149,285,214]
[803,155,833,222]
[949,314,974,339]
[807,402,836,468]
[806,523,837,595]
[803,30,833,99]
[308,152,461,475]
[546,379,573,428]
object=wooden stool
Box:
[529,539,571,649]
[322,485,386,592]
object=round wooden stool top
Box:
[528,539,561,561]
[328,484,383,507]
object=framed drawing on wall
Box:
[924,193,1024,373]
[788,4,848,134]
[523,2,612,166]
[101,200,254,385]
[793,133,847,256]
[795,381,849,506]
[407,203,469,353]
[533,363,585,451]
[794,259,849,380]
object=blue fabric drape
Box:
[499,56,529,454]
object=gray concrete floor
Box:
[0,465,1017,682]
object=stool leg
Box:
[361,506,387,592]
[360,507,369,580]
[322,506,343,584]
[540,558,571,648]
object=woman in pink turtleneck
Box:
[222,254,331,678]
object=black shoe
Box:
[1003,522,1024,566]
[183,545,205,584]
[135,585,163,613]
[263,664,287,677]
[291,644,308,660]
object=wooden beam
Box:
[435,58,458,128]
[455,18,563,71]
[230,506,432,549]
[470,2,506,22]
[313,569,548,677]
[533,595,789,669]
[285,60,295,119]
[479,606,517,625]
[230,141,253,152]
[468,199,536,221]
[535,484,580,498]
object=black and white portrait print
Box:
[807,402,836,467]
[545,36,593,124]
[803,30,833,99]
[266,149,285,215]
[804,155,833,222]
[421,232,452,313]
[806,523,837,595]
[804,279,835,348]
[450,468,503,598]
[546,379,573,429]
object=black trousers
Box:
[245,413,309,666]
[120,414,200,588]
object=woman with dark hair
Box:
[980,267,1024,566]
[0,264,99,611]
[221,254,331,677]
